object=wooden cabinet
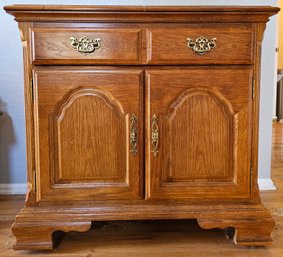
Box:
[5,5,279,250]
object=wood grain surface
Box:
[4,5,280,23]
[145,68,252,200]
[33,68,144,201]
[147,25,254,64]
[0,123,283,255]
[32,28,143,65]
[3,5,279,250]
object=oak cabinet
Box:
[5,5,279,250]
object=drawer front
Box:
[147,26,254,64]
[31,28,142,64]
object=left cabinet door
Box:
[33,68,144,201]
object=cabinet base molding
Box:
[12,202,274,250]
[198,218,274,246]
[12,221,91,250]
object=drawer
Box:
[31,28,143,64]
[147,26,254,64]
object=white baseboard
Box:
[0,183,27,194]
[258,178,276,191]
[0,179,276,195]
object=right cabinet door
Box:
[146,68,253,200]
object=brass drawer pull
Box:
[186,36,217,55]
[70,36,101,55]
[151,114,159,157]
[130,114,138,155]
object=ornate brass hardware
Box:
[186,36,217,55]
[70,36,101,55]
[151,114,159,157]
[130,114,138,155]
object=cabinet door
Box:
[146,68,253,200]
[34,68,143,201]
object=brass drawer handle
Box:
[151,114,159,157]
[70,36,101,55]
[186,36,217,55]
[130,114,138,155]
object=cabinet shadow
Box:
[0,97,16,184]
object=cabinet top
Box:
[4,5,279,23]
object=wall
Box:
[0,0,279,193]
[279,0,283,69]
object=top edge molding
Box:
[4,5,280,12]
[4,5,280,23]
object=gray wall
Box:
[0,0,278,185]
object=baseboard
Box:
[0,179,276,195]
[258,179,276,191]
[0,183,26,194]
[273,116,278,122]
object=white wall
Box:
[0,0,278,192]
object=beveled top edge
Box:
[4,4,280,13]
[4,5,279,24]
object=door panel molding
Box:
[49,87,128,187]
[164,86,236,183]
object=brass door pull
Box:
[151,114,159,157]
[70,36,101,55]
[186,36,217,55]
[130,114,138,155]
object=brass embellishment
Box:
[130,114,138,155]
[151,114,159,157]
[70,36,101,55]
[186,36,217,55]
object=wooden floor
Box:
[1,123,283,256]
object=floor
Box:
[1,123,283,256]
